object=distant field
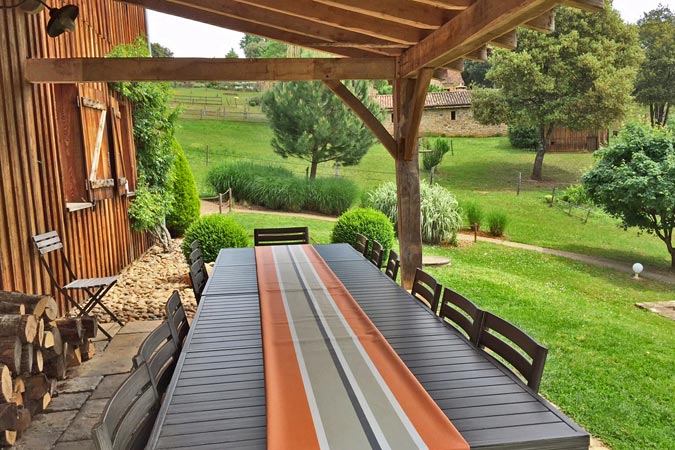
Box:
[176,118,673,269]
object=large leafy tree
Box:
[462,60,493,88]
[150,42,173,58]
[262,81,381,180]
[472,2,641,180]
[583,123,675,270]
[239,34,288,58]
[635,5,675,127]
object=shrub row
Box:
[207,162,358,215]
[462,201,509,237]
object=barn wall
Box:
[0,1,150,313]
[547,127,610,153]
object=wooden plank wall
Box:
[0,0,150,313]
[548,127,610,153]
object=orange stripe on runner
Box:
[301,245,470,450]
[255,246,321,450]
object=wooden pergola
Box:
[24,0,602,288]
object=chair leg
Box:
[80,283,124,327]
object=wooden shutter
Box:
[54,84,88,203]
[78,87,114,201]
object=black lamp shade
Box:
[46,4,79,37]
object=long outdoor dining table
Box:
[144,243,589,450]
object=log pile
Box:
[0,291,98,446]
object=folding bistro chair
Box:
[254,227,310,246]
[32,231,121,340]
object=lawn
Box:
[221,211,675,450]
[177,118,673,269]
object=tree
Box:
[239,34,287,58]
[635,6,675,127]
[472,2,642,180]
[225,48,239,58]
[150,42,173,58]
[583,123,675,270]
[262,81,381,180]
[462,60,493,87]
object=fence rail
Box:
[172,95,223,106]
[201,188,233,214]
[178,108,267,123]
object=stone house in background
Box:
[374,89,507,138]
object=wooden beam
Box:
[490,30,518,49]
[322,80,397,158]
[121,0,389,58]
[412,0,475,10]
[524,10,556,33]
[404,68,434,160]
[24,58,396,83]
[443,59,465,72]
[562,0,604,12]
[313,0,455,29]
[464,45,489,61]
[399,0,562,77]
[229,0,423,45]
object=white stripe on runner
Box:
[290,246,429,450]
[271,247,331,450]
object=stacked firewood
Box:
[0,291,98,446]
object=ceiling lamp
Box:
[12,0,79,37]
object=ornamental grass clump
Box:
[331,208,395,255]
[487,211,509,237]
[182,215,249,263]
[464,202,484,230]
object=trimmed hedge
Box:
[182,215,249,263]
[167,140,200,237]
[206,161,358,215]
[508,125,539,149]
[330,208,395,255]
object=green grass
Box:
[171,86,263,112]
[220,211,675,450]
[177,119,673,269]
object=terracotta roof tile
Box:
[373,90,472,110]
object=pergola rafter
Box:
[25,0,602,287]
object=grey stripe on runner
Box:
[287,246,428,450]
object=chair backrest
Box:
[439,288,485,344]
[31,231,77,286]
[189,247,203,266]
[411,268,442,314]
[92,362,159,450]
[478,312,548,392]
[254,227,309,246]
[189,259,208,304]
[190,239,201,252]
[132,321,179,398]
[354,233,369,256]
[165,291,189,349]
[368,240,384,269]
[384,250,400,282]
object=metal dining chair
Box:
[165,291,189,349]
[411,268,443,314]
[438,287,485,345]
[384,249,400,282]
[189,259,208,304]
[368,240,384,269]
[132,320,179,399]
[254,227,309,246]
[354,233,369,256]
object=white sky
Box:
[146,1,675,58]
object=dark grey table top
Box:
[145,244,588,450]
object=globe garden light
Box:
[632,263,644,279]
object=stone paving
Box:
[14,321,161,450]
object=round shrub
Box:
[167,140,200,237]
[182,215,249,263]
[331,208,395,255]
[508,125,539,150]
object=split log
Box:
[0,430,16,446]
[0,303,24,315]
[44,343,67,380]
[0,292,57,320]
[24,375,49,402]
[33,319,45,347]
[80,340,95,362]
[32,349,43,375]
[0,315,38,344]
[42,331,54,349]
[0,403,17,432]
[10,393,22,407]
[19,344,33,375]
[56,318,83,345]
[12,376,24,394]
[0,366,11,404]
[15,407,30,434]
[43,325,62,357]
[0,337,21,374]
[81,316,98,339]
[25,392,50,417]
[66,346,82,367]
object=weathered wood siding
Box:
[0,1,150,313]
[548,127,610,153]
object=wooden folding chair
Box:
[478,312,548,392]
[368,240,384,269]
[165,291,189,349]
[254,227,309,246]
[354,233,369,256]
[91,361,160,450]
[384,250,400,282]
[411,268,442,314]
[439,287,485,345]
[32,231,121,340]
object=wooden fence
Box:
[179,108,267,123]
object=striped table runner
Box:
[256,245,469,450]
